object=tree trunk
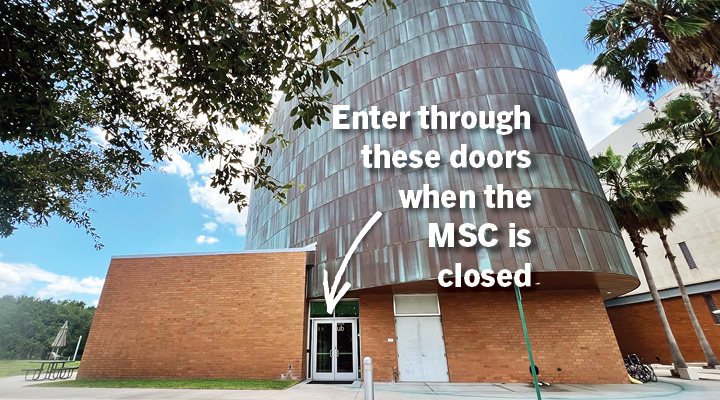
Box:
[659,230,720,367]
[629,231,688,369]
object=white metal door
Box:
[312,320,334,381]
[395,316,449,382]
[417,317,448,381]
[333,319,358,380]
[311,319,358,381]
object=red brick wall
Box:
[439,289,629,384]
[357,290,628,384]
[78,252,308,380]
[358,294,398,382]
[606,292,720,364]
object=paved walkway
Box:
[0,374,718,400]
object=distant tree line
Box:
[0,295,95,360]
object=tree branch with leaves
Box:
[0,0,395,247]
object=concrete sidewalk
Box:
[1,375,719,400]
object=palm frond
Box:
[592,49,639,94]
[641,116,672,136]
[593,142,691,236]
[586,18,612,47]
[664,16,709,39]
[585,0,720,94]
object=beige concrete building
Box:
[590,86,720,363]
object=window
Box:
[310,302,332,318]
[678,242,698,269]
[703,295,720,325]
[309,300,359,318]
[393,294,440,316]
[335,301,359,317]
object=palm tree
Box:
[656,229,720,367]
[643,94,720,194]
[642,126,720,368]
[593,146,689,371]
[586,0,720,109]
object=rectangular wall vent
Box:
[703,295,720,325]
[678,242,698,270]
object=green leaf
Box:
[342,34,360,53]
[329,70,343,85]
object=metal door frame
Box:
[311,319,358,381]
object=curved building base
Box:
[357,289,630,383]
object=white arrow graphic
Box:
[323,211,383,314]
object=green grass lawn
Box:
[0,360,80,378]
[36,379,298,390]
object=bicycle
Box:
[624,354,657,383]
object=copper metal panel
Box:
[245,0,638,298]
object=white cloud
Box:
[203,221,218,232]
[196,235,219,244]
[36,276,105,298]
[87,127,111,146]
[160,149,195,178]
[189,176,249,236]
[0,262,55,292]
[185,125,260,237]
[557,65,646,148]
[196,157,219,176]
[0,261,104,300]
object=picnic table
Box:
[22,360,78,381]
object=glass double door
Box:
[312,319,358,381]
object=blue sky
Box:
[0,0,651,306]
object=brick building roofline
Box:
[111,243,317,260]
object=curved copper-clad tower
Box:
[245,0,639,299]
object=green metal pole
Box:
[515,283,542,400]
